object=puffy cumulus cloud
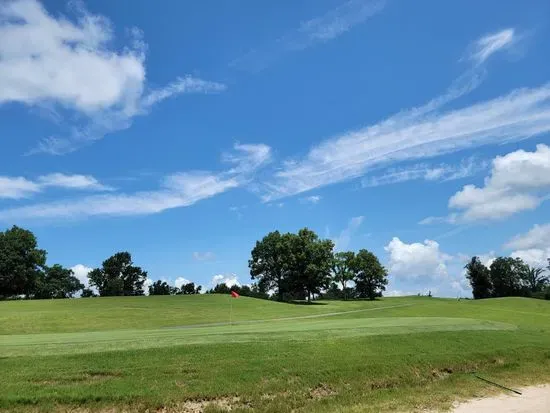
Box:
[0,0,144,113]
[448,144,550,221]
[211,274,240,288]
[384,237,452,280]
[505,223,550,267]
[142,278,154,296]
[70,264,93,287]
[0,0,225,154]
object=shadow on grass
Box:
[289,301,328,306]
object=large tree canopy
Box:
[34,264,84,299]
[351,249,388,300]
[249,230,291,301]
[490,257,529,298]
[0,226,47,298]
[332,251,355,299]
[465,256,493,299]
[286,228,334,301]
[88,252,148,296]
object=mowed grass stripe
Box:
[1,317,515,357]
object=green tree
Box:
[179,282,201,295]
[524,266,549,293]
[207,283,232,294]
[351,249,388,300]
[286,228,334,301]
[88,252,148,296]
[0,226,47,298]
[249,231,292,301]
[81,288,96,298]
[490,257,529,297]
[331,251,355,300]
[34,264,84,299]
[464,257,492,299]
[148,280,172,295]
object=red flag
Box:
[230,291,240,298]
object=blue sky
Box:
[1,0,549,296]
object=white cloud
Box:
[298,0,385,42]
[70,264,93,288]
[333,216,364,251]
[300,195,322,204]
[363,156,488,187]
[261,29,550,201]
[0,0,143,112]
[0,173,111,199]
[385,237,452,280]
[193,252,216,261]
[468,28,516,65]
[448,144,550,221]
[505,223,550,250]
[0,143,270,220]
[478,252,497,268]
[211,274,240,288]
[141,76,226,108]
[0,173,238,220]
[511,248,549,268]
[230,0,385,72]
[505,223,550,268]
[174,277,191,289]
[223,143,272,175]
[0,0,224,154]
[142,278,153,296]
[37,173,112,191]
[0,176,41,199]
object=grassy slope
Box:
[1,296,549,412]
[0,294,399,334]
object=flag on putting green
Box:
[230,291,239,298]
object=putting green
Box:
[1,316,515,358]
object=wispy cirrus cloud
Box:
[362,156,489,187]
[0,173,111,199]
[260,29,550,201]
[0,143,270,221]
[193,252,216,261]
[468,28,516,65]
[0,0,225,155]
[300,195,322,204]
[230,0,385,73]
[333,216,364,251]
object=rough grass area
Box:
[1,296,549,412]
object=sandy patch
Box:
[451,385,550,413]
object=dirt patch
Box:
[160,396,247,413]
[450,384,550,413]
[431,367,453,380]
[309,383,337,399]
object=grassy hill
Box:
[1,295,549,412]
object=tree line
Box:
[465,256,550,300]
[248,228,388,301]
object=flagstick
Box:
[229,295,233,327]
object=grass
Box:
[1,295,549,412]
